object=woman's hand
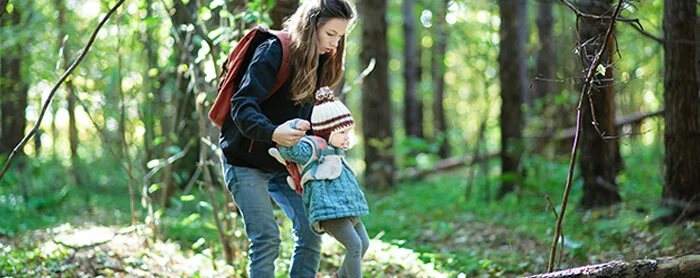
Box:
[272,119,310,147]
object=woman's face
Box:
[317,18,349,55]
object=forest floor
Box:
[1,222,446,277]
[2,212,697,277]
[2,149,700,277]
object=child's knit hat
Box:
[311,86,354,141]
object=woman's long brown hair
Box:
[283,0,355,104]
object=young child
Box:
[269,86,370,278]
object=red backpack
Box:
[208,25,293,128]
[209,26,302,192]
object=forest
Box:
[1,0,699,277]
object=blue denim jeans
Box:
[224,164,321,278]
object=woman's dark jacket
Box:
[219,37,325,173]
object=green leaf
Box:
[596,64,606,76]
[198,201,213,211]
[180,195,195,202]
[209,0,225,9]
[146,159,162,169]
[192,237,206,249]
[148,183,161,193]
[204,222,218,230]
[182,213,200,225]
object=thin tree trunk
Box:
[196,99,233,264]
[0,8,27,158]
[577,0,621,208]
[161,0,201,208]
[403,0,421,139]
[497,0,527,198]
[0,0,8,20]
[432,0,450,158]
[270,0,298,30]
[534,0,554,104]
[142,0,158,172]
[661,0,700,223]
[55,0,84,196]
[359,0,394,190]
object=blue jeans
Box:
[224,164,321,278]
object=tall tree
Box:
[270,0,298,30]
[497,0,526,198]
[533,0,554,104]
[359,0,394,190]
[160,0,202,208]
[0,1,7,20]
[55,0,83,188]
[432,0,450,158]
[577,0,621,208]
[141,0,160,171]
[0,5,28,160]
[661,0,700,223]
[403,0,422,139]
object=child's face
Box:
[329,128,351,149]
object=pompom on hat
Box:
[311,86,354,141]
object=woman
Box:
[219,0,356,277]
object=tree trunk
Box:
[577,0,621,209]
[403,0,421,139]
[161,0,201,208]
[661,0,700,223]
[142,0,158,172]
[358,0,394,190]
[55,0,83,191]
[270,0,298,30]
[0,7,28,159]
[432,0,450,158]
[526,254,700,278]
[497,0,526,198]
[0,0,8,20]
[534,0,554,104]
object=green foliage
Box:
[363,140,699,276]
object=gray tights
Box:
[320,217,370,278]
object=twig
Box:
[558,0,640,24]
[0,0,126,181]
[196,94,233,264]
[627,21,663,44]
[341,58,376,95]
[547,0,626,273]
[545,195,564,269]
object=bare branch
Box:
[0,0,126,181]
[627,21,663,44]
[548,0,626,273]
[558,0,640,24]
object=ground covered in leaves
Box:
[0,224,447,277]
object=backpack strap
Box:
[269,30,292,99]
[208,26,293,128]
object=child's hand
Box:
[273,119,307,147]
[293,119,311,132]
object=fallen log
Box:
[555,107,664,141]
[525,254,700,278]
[394,152,499,182]
[394,108,664,183]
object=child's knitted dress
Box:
[278,137,369,234]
